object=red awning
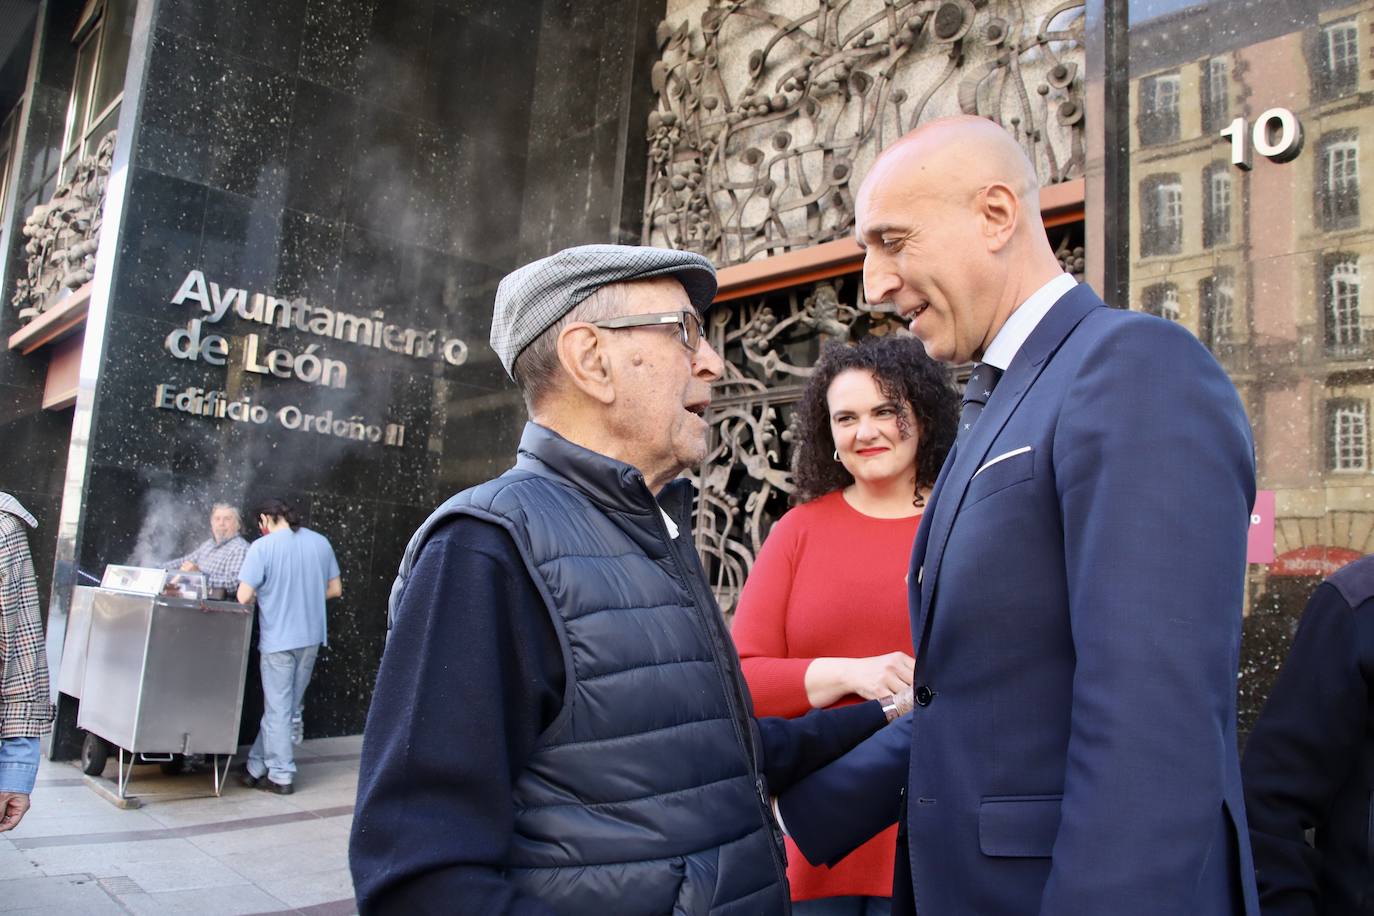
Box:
[1268,546,1364,578]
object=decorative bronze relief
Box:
[645,0,1086,266]
[689,223,1084,615]
[12,131,117,324]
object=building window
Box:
[1324,254,1363,355]
[1201,58,1230,133]
[0,102,19,260]
[58,0,132,184]
[1315,19,1360,101]
[1318,132,1360,230]
[1199,271,1235,351]
[0,103,20,220]
[1138,73,1180,147]
[1203,164,1232,248]
[1142,283,1180,322]
[1140,174,1184,256]
[1328,399,1369,473]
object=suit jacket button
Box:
[915,685,933,707]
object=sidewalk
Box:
[0,735,361,915]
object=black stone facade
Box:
[0,1,84,643]
[0,0,666,755]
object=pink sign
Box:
[1247,490,1275,565]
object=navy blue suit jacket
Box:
[779,285,1261,915]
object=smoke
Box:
[126,489,195,568]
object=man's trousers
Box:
[246,645,319,786]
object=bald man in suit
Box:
[776,116,1260,916]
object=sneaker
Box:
[257,779,294,796]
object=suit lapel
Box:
[910,285,1105,647]
[907,440,956,604]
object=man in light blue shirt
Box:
[237,497,341,794]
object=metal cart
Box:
[76,579,253,800]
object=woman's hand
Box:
[804,652,916,709]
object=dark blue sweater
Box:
[350,516,886,914]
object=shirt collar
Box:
[979,273,1078,371]
[0,493,36,528]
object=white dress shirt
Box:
[979,272,1078,371]
[660,508,679,539]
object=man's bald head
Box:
[853,116,1065,365]
[858,115,1041,218]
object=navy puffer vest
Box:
[390,424,789,915]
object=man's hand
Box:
[180,561,200,572]
[0,792,30,832]
[805,652,915,708]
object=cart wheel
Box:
[81,732,110,776]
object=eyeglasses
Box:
[591,310,705,353]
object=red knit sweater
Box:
[732,490,919,902]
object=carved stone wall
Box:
[11,131,116,323]
[645,0,1085,265]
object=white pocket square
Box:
[974,445,1032,479]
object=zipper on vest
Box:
[639,475,790,900]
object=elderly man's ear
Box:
[557,323,617,405]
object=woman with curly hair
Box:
[732,335,958,915]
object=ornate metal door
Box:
[688,227,1084,617]
[639,0,1089,615]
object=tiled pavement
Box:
[0,735,362,914]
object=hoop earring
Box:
[833,449,840,462]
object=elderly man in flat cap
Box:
[350,245,912,915]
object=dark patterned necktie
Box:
[957,363,1004,443]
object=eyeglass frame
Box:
[590,309,705,352]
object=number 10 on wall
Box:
[1220,108,1304,170]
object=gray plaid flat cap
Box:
[490,244,718,378]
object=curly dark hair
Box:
[791,336,959,505]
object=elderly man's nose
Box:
[694,338,725,381]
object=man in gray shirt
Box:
[166,502,248,595]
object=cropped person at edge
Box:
[0,493,55,833]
